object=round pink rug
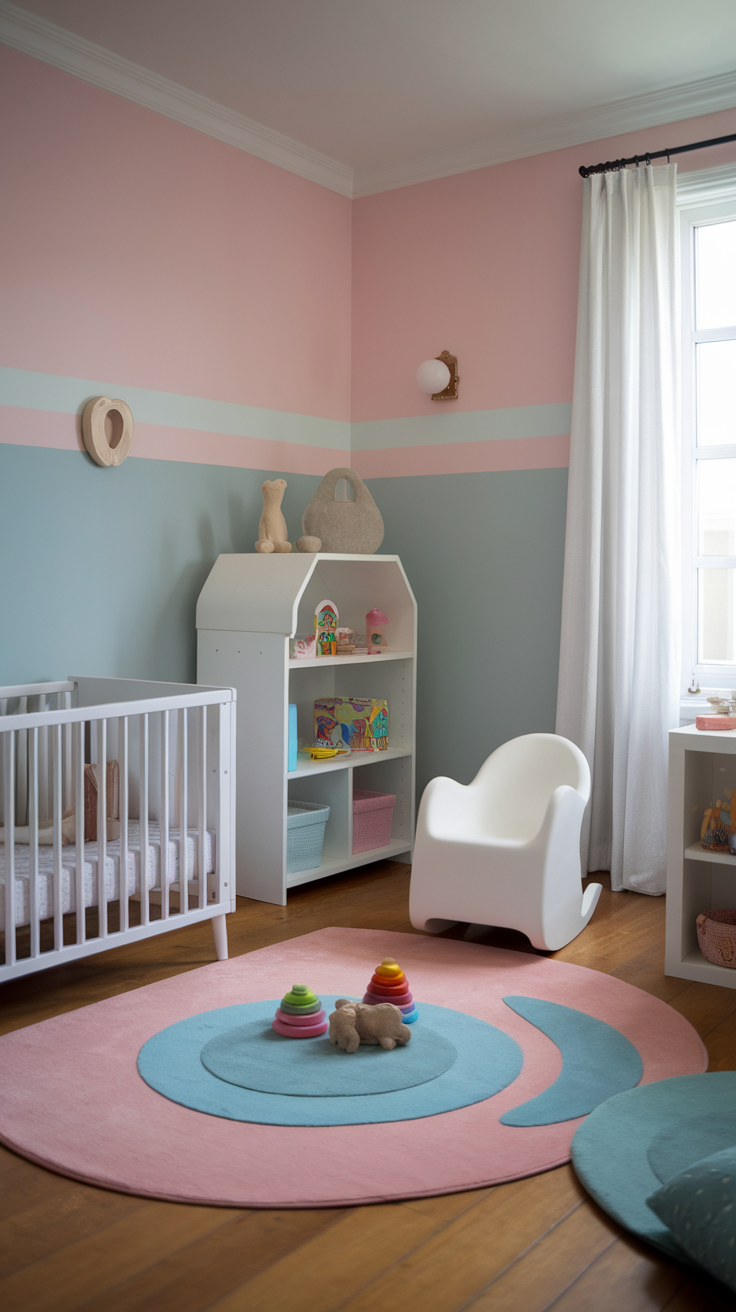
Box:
[0,928,707,1208]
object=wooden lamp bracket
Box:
[432,351,459,401]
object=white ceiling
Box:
[3,0,736,195]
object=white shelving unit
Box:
[196,553,417,904]
[666,724,736,988]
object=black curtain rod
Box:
[579,130,736,178]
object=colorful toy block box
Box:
[314,696,389,752]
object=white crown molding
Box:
[353,69,736,197]
[0,1,354,198]
[2,1,735,201]
[676,161,736,207]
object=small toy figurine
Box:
[366,608,389,653]
[328,998,411,1052]
[272,984,328,1037]
[315,599,339,656]
[255,479,292,554]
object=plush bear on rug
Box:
[328,998,411,1053]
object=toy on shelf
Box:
[314,696,389,752]
[337,626,356,656]
[328,997,412,1053]
[309,745,350,760]
[366,608,389,654]
[255,479,292,554]
[290,635,317,660]
[362,957,418,1023]
[272,984,328,1037]
[315,600,339,656]
[700,794,736,853]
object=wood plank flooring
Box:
[1,865,735,1311]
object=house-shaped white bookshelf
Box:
[197,553,417,904]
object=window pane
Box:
[699,568,736,662]
[696,220,736,329]
[696,341,736,445]
[698,460,736,555]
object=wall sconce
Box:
[416,350,459,401]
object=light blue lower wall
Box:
[1,444,569,816]
[0,444,320,686]
[370,469,569,797]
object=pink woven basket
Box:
[352,789,396,854]
[696,909,736,968]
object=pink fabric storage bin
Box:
[352,789,396,854]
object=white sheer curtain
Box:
[556,163,680,895]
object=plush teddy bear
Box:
[328,998,411,1052]
[255,478,292,554]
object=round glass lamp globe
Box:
[416,359,451,394]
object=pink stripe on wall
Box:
[0,47,351,423]
[351,107,736,425]
[0,407,345,476]
[352,433,570,478]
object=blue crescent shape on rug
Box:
[499,996,644,1126]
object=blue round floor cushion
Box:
[137,997,524,1127]
[200,1017,457,1096]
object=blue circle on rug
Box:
[571,1072,736,1262]
[200,1018,457,1095]
[137,997,524,1127]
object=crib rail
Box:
[0,677,236,982]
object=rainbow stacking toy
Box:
[272,984,328,1038]
[362,957,418,1023]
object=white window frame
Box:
[677,165,736,704]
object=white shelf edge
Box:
[288,747,412,779]
[286,840,411,888]
[684,842,736,866]
[667,950,736,989]
[289,651,414,669]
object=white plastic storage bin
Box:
[286,800,330,874]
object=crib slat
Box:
[119,716,129,934]
[178,708,188,915]
[52,723,63,953]
[198,705,206,910]
[28,727,39,958]
[3,732,16,967]
[160,710,169,921]
[74,721,85,944]
[16,702,27,826]
[140,714,149,926]
[63,691,73,814]
[96,719,108,939]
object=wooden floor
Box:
[1,865,735,1312]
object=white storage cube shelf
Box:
[666,725,736,988]
[196,554,417,904]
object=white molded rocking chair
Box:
[409,733,601,951]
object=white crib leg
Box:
[211,913,228,961]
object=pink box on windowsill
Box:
[696,714,736,730]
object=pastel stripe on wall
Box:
[351,402,571,477]
[0,366,350,473]
[353,433,570,478]
[0,407,346,476]
[351,403,571,451]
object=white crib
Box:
[0,676,236,983]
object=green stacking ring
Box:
[279,998,322,1015]
[281,985,319,1009]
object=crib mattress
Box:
[0,822,215,930]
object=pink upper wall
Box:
[0,47,352,421]
[351,109,736,423]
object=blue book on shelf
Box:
[288,704,298,771]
